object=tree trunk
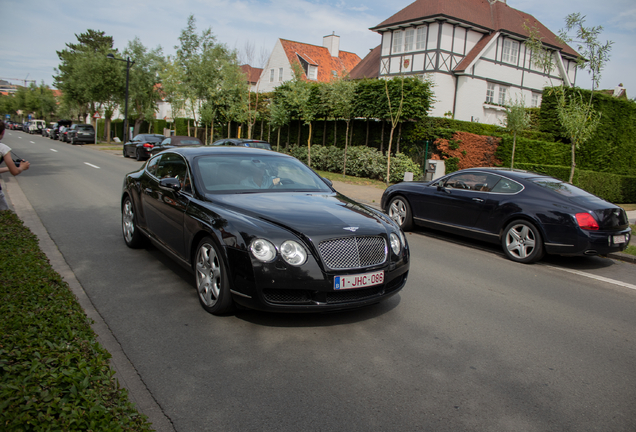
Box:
[569,140,576,183]
[511,132,517,169]
[307,122,312,167]
[343,120,350,177]
[106,118,112,144]
[277,127,281,151]
[386,125,396,185]
[397,122,402,153]
[227,121,231,138]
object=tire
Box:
[71,136,75,145]
[136,149,143,161]
[194,237,234,315]
[388,196,414,231]
[123,146,128,158]
[501,220,544,264]
[122,196,145,248]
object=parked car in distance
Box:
[212,138,272,150]
[121,147,409,315]
[50,120,72,140]
[66,124,95,145]
[123,134,166,160]
[28,120,46,134]
[150,135,203,156]
[43,123,55,137]
[382,167,632,264]
[59,126,71,142]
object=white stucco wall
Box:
[257,40,291,93]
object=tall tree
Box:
[322,77,356,176]
[503,97,531,169]
[122,37,164,136]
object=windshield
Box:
[194,154,332,194]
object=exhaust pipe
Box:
[584,250,598,256]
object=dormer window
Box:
[308,65,318,80]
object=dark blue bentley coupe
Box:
[382,167,631,264]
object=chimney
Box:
[323,32,340,57]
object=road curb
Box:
[608,252,636,264]
[1,174,175,432]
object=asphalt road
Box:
[3,131,636,432]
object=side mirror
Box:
[322,177,333,187]
[159,177,182,192]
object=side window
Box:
[161,138,170,146]
[156,153,191,193]
[145,155,161,177]
[442,173,499,191]
[490,177,523,194]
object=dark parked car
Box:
[123,134,166,160]
[59,126,71,142]
[382,167,632,264]
[66,124,95,144]
[150,135,203,155]
[212,138,272,150]
[50,120,72,140]
[121,147,409,315]
[43,123,55,137]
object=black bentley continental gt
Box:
[122,147,409,315]
[382,167,631,264]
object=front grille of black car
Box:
[318,236,387,270]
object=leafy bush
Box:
[280,145,422,182]
[0,212,152,431]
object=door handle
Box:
[144,188,153,194]
[472,198,484,202]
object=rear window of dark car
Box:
[78,126,94,132]
[532,178,593,198]
[142,136,165,143]
[175,139,201,146]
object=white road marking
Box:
[51,149,58,152]
[547,265,636,291]
[84,162,100,169]
[30,141,35,144]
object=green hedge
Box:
[496,136,571,167]
[514,163,636,203]
[0,212,152,431]
[281,145,422,183]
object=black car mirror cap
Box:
[322,177,333,187]
[159,177,182,192]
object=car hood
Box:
[206,192,391,239]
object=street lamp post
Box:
[107,53,135,142]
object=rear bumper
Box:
[545,227,632,256]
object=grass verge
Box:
[316,169,389,189]
[0,211,152,431]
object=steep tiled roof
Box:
[350,45,381,79]
[371,0,578,57]
[280,39,361,82]
[240,65,263,84]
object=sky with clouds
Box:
[1,0,634,95]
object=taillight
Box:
[576,213,599,230]
[143,143,154,148]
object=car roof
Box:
[460,167,552,181]
[166,146,287,159]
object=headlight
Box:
[250,239,277,262]
[280,240,307,266]
[390,232,401,255]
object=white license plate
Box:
[613,235,626,244]
[334,271,384,290]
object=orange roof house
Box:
[257,34,361,92]
[241,64,264,91]
[351,0,580,125]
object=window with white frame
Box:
[308,65,317,80]
[269,69,275,83]
[486,83,495,103]
[416,26,427,50]
[531,93,540,108]
[404,28,414,52]
[498,86,508,105]
[502,39,519,64]
[392,30,404,54]
[278,68,283,82]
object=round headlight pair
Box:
[250,239,307,266]
[389,232,401,256]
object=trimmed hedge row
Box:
[514,163,636,203]
[281,145,423,183]
[0,212,152,431]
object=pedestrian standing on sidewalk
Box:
[0,120,31,211]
